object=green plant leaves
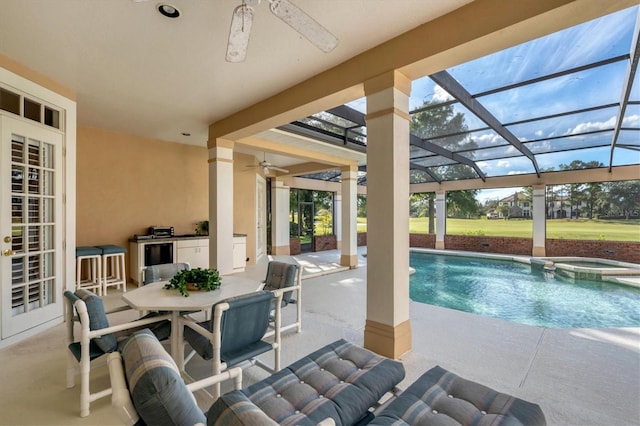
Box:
[163,267,221,297]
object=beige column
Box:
[208,138,235,275]
[271,179,290,255]
[532,184,546,256]
[363,71,412,359]
[435,190,446,249]
[340,165,358,268]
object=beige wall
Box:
[233,152,259,265]
[77,127,265,272]
[76,126,209,257]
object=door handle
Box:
[2,249,15,256]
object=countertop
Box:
[129,233,247,243]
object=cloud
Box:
[507,170,529,175]
[474,132,502,145]
[432,85,453,103]
[497,159,511,167]
[563,114,639,136]
[535,130,543,137]
[622,114,640,127]
[564,116,616,135]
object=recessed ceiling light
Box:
[181,132,191,136]
[157,3,180,18]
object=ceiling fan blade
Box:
[269,165,289,173]
[226,4,255,62]
[268,0,338,53]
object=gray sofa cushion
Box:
[121,329,206,426]
[368,365,546,425]
[208,339,405,426]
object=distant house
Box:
[546,195,588,219]
[498,192,531,218]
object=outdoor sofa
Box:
[109,331,546,425]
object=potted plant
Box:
[163,267,221,297]
[195,220,209,236]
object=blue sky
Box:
[344,5,639,196]
[409,5,640,176]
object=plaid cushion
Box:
[121,329,206,426]
[369,365,546,426]
[208,339,405,426]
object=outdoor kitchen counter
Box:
[128,234,247,283]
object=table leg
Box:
[169,311,185,371]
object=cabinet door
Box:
[177,239,209,269]
[233,239,246,269]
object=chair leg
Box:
[66,352,76,389]
[79,353,91,417]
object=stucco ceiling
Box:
[0,0,472,154]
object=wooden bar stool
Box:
[95,245,127,294]
[75,246,103,296]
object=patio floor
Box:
[0,247,638,425]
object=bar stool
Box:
[75,246,103,296]
[95,245,127,294]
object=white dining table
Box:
[122,275,264,371]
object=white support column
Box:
[363,71,412,359]
[435,190,446,250]
[340,165,358,268]
[532,184,546,256]
[209,139,234,275]
[335,193,342,249]
[271,179,290,255]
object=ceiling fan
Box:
[247,153,289,175]
[132,0,338,62]
[226,0,339,62]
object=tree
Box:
[357,194,367,218]
[447,191,481,218]
[606,180,640,219]
[410,100,479,221]
[498,204,510,218]
[409,193,429,217]
[558,160,606,218]
[583,182,604,218]
[315,208,333,236]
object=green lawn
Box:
[356,217,640,242]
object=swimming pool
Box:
[409,251,640,328]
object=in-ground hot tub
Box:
[531,257,640,288]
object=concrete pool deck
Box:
[0,247,638,425]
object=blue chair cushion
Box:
[74,289,118,353]
[207,339,406,426]
[76,246,101,257]
[95,244,127,255]
[184,291,273,364]
[121,329,206,426]
[142,263,190,285]
[263,261,298,305]
[368,365,546,426]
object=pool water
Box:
[409,251,640,328]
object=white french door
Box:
[0,115,63,338]
[256,175,266,261]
